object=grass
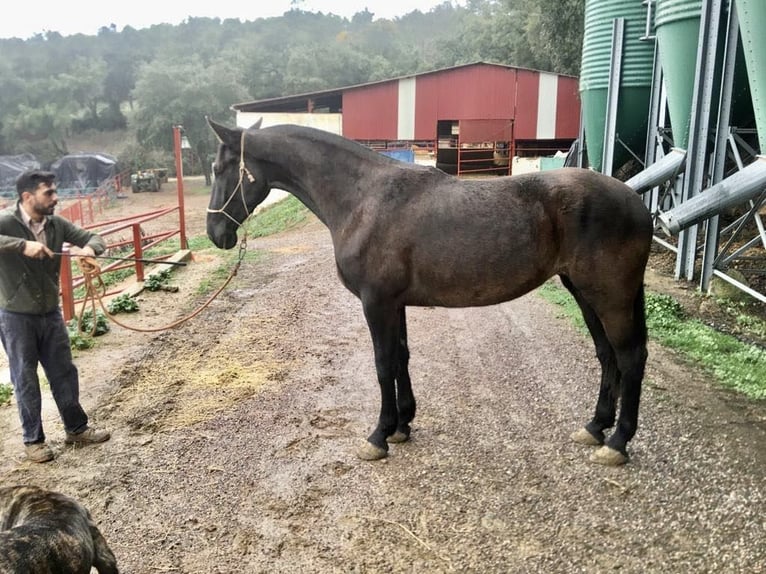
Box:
[146,195,309,297]
[242,195,308,238]
[194,196,308,294]
[0,383,11,406]
[72,191,310,304]
[537,280,766,400]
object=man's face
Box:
[24,181,58,217]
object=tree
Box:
[0,3,586,164]
[132,54,249,184]
[518,0,584,75]
[436,0,584,75]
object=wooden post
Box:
[173,125,188,250]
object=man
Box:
[0,169,110,463]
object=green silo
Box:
[654,0,703,149]
[580,0,655,172]
[735,0,766,153]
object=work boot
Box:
[65,427,111,445]
[25,442,54,463]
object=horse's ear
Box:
[247,118,263,130]
[207,116,240,146]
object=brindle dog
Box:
[0,485,118,574]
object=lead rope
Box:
[75,234,247,334]
[75,132,256,334]
[77,131,255,336]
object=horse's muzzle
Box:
[206,219,238,250]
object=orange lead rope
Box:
[75,256,106,336]
[72,236,248,335]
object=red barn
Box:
[232,62,580,175]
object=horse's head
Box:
[206,117,271,249]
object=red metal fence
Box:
[57,169,187,322]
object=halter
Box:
[206,130,257,228]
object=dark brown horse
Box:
[206,118,653,466]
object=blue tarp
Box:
[380,149,415,163]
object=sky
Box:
[0,1,464,40]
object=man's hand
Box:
[68,245,96,258]
[22,241,54,259]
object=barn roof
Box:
[231,61,577,113]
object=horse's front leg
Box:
[388,306,415,444]
[357,299,401,461]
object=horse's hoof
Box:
[589,446,628,466]
[570,427,603,446]
[387,429,410,444]
[356,441,388,461]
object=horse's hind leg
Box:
[560,276,620,447]
[592,286,648,465]
[388,307,416,444]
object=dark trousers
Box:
[0,308,88,444]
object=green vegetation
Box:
[66,310,109,350]
[537,281,766,400]
[243,196,308,238]
[0,383,11,406]
[72,266,135,300]
[194,196,309,296]
[0,1,583,170]
[107,293,139,314]
[144,269,173,291]
[714,298,766,342]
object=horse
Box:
[205,118,653,466]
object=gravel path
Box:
[1,214,764,573]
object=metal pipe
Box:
[602,17,625,177]
[657,155,766,235]
[624,148,686,193]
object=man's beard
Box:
[33,202,56,216]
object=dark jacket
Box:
[0,203,106,314]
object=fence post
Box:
[132,223,145,282]
[173,125,188,250]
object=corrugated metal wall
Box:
[343,82,399,140]
[514,69,541,139]
[299,63,581,144]
[556,76,581,138]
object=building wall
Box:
[514,69,541,139]
[342,82,399,140]
[338,64,580,143]
[236,112,342,134]
[398,77,416,140]
[414,64,518,139]
[556,76,581,139]
[236,64,581,144]
[536,73,559,139]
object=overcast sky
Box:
[0,1,464,39]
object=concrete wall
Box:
[237,112,342,134]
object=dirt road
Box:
[0,185,764,573]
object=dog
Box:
[0,485,118,574]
